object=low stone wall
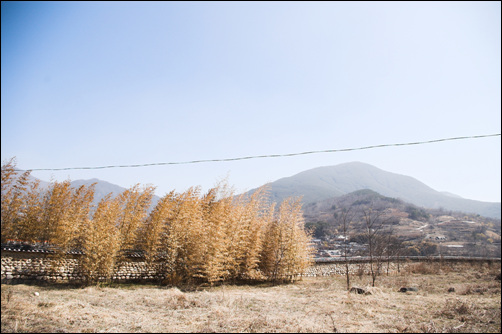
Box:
[1,250,499,284]
[0,254,406,283]
[2,256,80,282]
[1,251,168,284]
[303,262,400,277]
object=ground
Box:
[1,261,500,333]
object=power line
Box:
[21,133,501,172]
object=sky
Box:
[1,1,501,203]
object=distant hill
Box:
[70,179,161,208]
[247,162,501,219]
[10,174,160,209]
[440,191,464,199]
[70,178,130,204]
[302,188,501,257]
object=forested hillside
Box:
[303,189,501,258]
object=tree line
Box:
[1,158,313,284]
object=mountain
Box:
[10,174,160,209]
[302,188,501,258]
[440,191,463,199]
[70,179,161,208]
[70,178,129,203]
[249,162,501,219]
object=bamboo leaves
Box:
[2,158,313,284]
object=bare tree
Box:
[337,206,355,291]
[384,228,405,275]
[362,205,390,287]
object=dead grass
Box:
[2,262,500,333]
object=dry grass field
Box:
[2,261,500,333]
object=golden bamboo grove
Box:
[1,158,314,284]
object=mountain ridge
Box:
[17,175,161,208]
[69,178,161,207]
[14,162,500,219]
[248,162,501,219]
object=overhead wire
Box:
[17,133,501,172]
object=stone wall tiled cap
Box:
[1,246,70,254]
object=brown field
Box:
[2,262,500,333]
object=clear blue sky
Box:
[2,1,501,202]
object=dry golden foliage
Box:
[200,187,232,283]
[15,179,44,243]
[2,158,96,275]
[39,180,74,247]
[142,190,177,264]
[115,184,156,257]
[1,158,33,243]
[164,187,207,282]
[81,194,122,282]
[2,157,314,285]
[261,197,314,281]
[142,184,315,284]
[80,184,154,282]
[67,184,96,250]
[45,182,96,259]
[229,187,272,281]
[1,157,17,190]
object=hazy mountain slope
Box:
[252,162,501,219]
[8,174,161,208]
[70,179,161,207]
[70,178,127,204]
[440,191,463,198]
